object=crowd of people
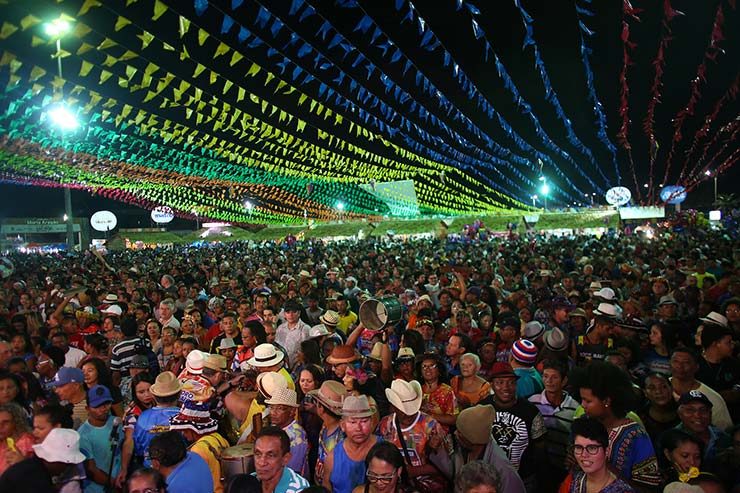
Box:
[0,229,738,493]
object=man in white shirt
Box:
[51,332,86,368]
[158,299,180,330]
[275,299,310,369]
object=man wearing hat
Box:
[318,310,345,345]
[50,367,88,428]
[169,397,229,493]
[656,295,679,322]
[0,428,86,493]
[379,379,447,492]
[480,363,546,491]
[326,345,388,415]
[429,405,526,493]
[276,299,311,370]
[510,339,543,399]
[675,390,731,464]
[549,297,574,333]
[308,380,348,486]
[132,372,182,467]
[567,308,588,337]
[217,337,238,372]
[572,303,616,365]
[230,345,295,441]
[323,395,380,493]
[265,387,308,476]
[78,385,123,493]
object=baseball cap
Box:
[677,390,713,408]
[50,367,85,387]
[87,385,113,408]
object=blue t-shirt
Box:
[133,406,180,465]
[166,452,214,493]
[78,415,122,493]
[252,467,310,493]
[514,367,544,399]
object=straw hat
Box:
[385,379,423,416]
[265,387,299,408]
[247,343,285,368]
[320,310,340,327]
[341,395,374,418]
[307,380,347,414]
[185,350,207,375]
[367,342,383,362]
[456,405,496,445]
[568,308,587,319]
[204,354,227,372]
[150,371,182,397]
[256,372,288,400]
[308,324,330,339]
[325,345,361,365]
[32,429,86,464]
[396,347,415,361]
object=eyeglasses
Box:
[421,364,437,370]
[573,444,603,455]
[367,471,396,484]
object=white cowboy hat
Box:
[385,379,423,416]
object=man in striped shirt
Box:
[527,359,578,493]
[111,317,153,387]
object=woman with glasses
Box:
[571,361,660,490]
[559,416,635,493]
[419,353,458,428]
[352,442,413,493]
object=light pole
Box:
[531,194,538,208]
[45,18,75,251]
[539,182,550,211]
[705,170,717,204]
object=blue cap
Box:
[50,367,84,387]
[87,385,113,408]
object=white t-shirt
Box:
[64,346,87,368]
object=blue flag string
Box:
[231,0,546,203]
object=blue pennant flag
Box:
[288,0,304,16]
[221,15,235,34]
[355,15,372,34]
[237,27,250,43]
[194,0,208,16]
[231,0,244,9]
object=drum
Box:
[220,443,255,480]
[359,297,402,331]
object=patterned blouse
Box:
[607,420,661,488]
[422,383,459,431]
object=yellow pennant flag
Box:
[230,51,243,67]
[118,77,129,88]
[115,16,132,31]
[178,80,191,93]
[209,71,218,85]
[88,92,102,108]
[20,15,41,31]
[77,42,94,55]
[162,42,175,51]
[0,22,18,40]
[125,65,137,80]
[193,63,206,77]
[98,38,117,50]
[153,0,168,21]
[137,31,154,49]
[102,98,116,109]
[198,29,209,46]
[214,42,229,58]
[78,0,102,16]
[101,54,118,67]
[246,63,261,77]
[30,35,45,47]
[143,91,156,103]
[179,16,191,37]
[29,66,46,82]
[237,87,245,102]
[99,70,113,84]
[79,60,94,77]
[223,80,233,94]
[119,50,137,61]
[31,83,44,95]
[180,45,190,61]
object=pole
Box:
[713,175,717,204]
[64,187,74,250]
